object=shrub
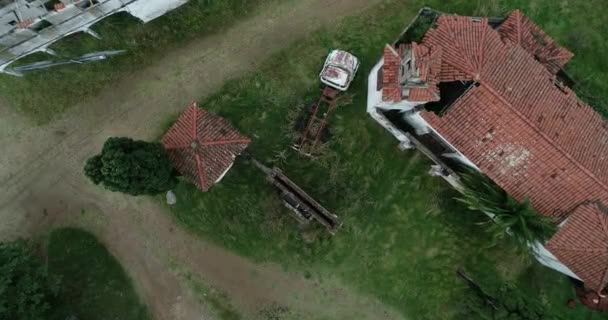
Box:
[84,137,177,196]
[456,278,564,320]
[0,240,60,320]
[457,172,557,254]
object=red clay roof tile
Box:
[547,202,608,292]
[161,102,250,192]
[498,10,574,74]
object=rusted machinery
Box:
[294,86,339,156]
[252,159,342,234]
[293,50,359,156]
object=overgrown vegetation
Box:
[181,272,242,320]
[0,240,60,320]
[0,230,148,320]
[163,2,606,320]
[455,270,565,320]
[457,172,557,255]
[398,8,438,43]
[85,137,177,196]
[47,228,149,320]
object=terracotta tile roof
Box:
[546,202,608,292]
[421,86,607,219]
[382,45,402,102]
[161,102,250,192]
[498,10,574,74]
[382,42,441,102]
[404,12,608,289]
[417,14,608,218]
[421,16,488,82]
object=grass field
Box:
[47,228,149,320]
[162,1,608,320]
[2,0,606,319]
[0,0,279,124]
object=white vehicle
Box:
[319,50,360,91]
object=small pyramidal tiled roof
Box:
[161,102,250,192]
[546,202,608,292]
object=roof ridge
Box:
[479,82,608,197]
[444,15,478,75]
[194,153,209,192]
[476,20,488,80]
[385,43,400,57]
[599,203,608,239]
[548,247,607,254]
[515,9,522,46]
[190,101,198,140]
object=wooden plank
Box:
[271,167,342,234]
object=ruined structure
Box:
[294,86,339,156]
[367,8,608,298]
[0,0,189,75]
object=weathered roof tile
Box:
[161,102,250,192]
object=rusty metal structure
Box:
[293,50,359,156]
[293,86,339,156]
[252,158,341,234]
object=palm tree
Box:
[456,172,556,255]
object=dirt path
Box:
[0,0,404,319]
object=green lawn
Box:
[47,228,149,320]
[0,0,279,124]
[2,0,605,319]
[164,1,608,320]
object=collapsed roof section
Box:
[381,42,441,103]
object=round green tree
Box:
[84,137,177,196]
[0,240,60,320]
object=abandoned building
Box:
[0,0,189,75]
[367,9,608,300]
[161,102,250,192]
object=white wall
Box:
[366,57,582,283]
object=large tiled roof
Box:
[416,13,608,218]
[161,102,250,192]
[546,202,608,292]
